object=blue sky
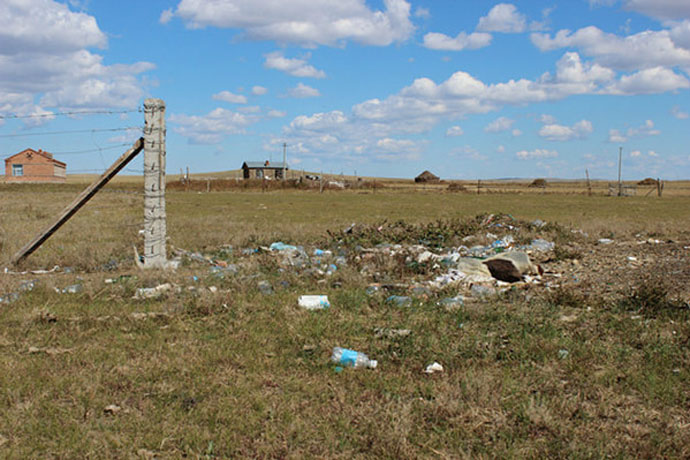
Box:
[1,0,689,179]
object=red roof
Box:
[4,148,66,168]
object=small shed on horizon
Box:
[415,170,440,183]
[241,160,289,179]
[4,148,66,183]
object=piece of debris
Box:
[386,295,412,307]
[298,295,330,310]
[483,251,541,282]
[133,283,173,299]
[374,328,411,339]
[331,347,377,369]
[424,362,444,374]
[257,280,273,295]
[103,404,122,415]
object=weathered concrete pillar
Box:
[143,98,167,268]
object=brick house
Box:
[241,160,289,179]
[4,148,66,183]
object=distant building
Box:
[414,170,440,183]
[4,148,66,183]
[241,160,289,179]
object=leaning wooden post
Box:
[143,98,167,268]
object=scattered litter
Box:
[208,286,218,293]
[130,312,170,321]
[56,284,83,294]
[410,286,432,297]
[298,295,330,310]
[424,362,444,374]
[558,349,569,359]
[365,285,380,295]
[374,328,411,339]
[257,280,273,295]
[331,347,377,369]
[470,284,496,299]
[134,283,173,299]
[3,265,60,275]
[483,251,541,282]
[103,404,122,415]
[598,238,614,245]
[269,242,299,252]
[0,293,20,304]
[105,275,135,284]
[438,295,464,309]
[28,346,71,355]
[386,295,412,307]
[529,238,555,252]
[532,219,546,228]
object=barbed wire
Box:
[50,143,134,155]
[0,108,141,120]
[0,127,142,138]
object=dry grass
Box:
[1,182,689,458]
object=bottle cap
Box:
[369,360,378,369]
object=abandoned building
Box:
[415,170,440,183]
[4,148,66,183]
[241,160,289,179]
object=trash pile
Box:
[4,212,686,373]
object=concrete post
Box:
[143,98,167,268]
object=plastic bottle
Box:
[331,347,377,369]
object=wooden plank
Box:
[12,138,145,265]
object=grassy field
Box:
[1,182,689,458]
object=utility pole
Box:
[617,146,622,197]
[282,142,287,181]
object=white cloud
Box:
[414,7,431,19]
[264,52,326,78]
[496,145,506,153]
[237,105,260,113]
[627,119,661,137]
[605,67,690,94]
[289,111,348,132]
[170,107,256,144]
[671,105,689,119]
[609,119,661,143]
[477,3,527,33]
[648,149,659,157]
[0,0,152,116]
[376,137,416,151]
[608,129,627,143]
[630,150,642,157]
[422,31,492,51]
[485,116,515,132]
[170,0,415,47]
[516,149,558,159]
[160,8,174,24]
[446,126,464,136]
[212,90,247,104]
[512,128,522,136]
[0,0,106,54]
[540,114,557,124]
[252,86,268,96]
[669,20,690,49]
[539,119,593,141]
[531,26,690,71]
[623,0,690,21]
[267,109,286,118]
[274,49,685,167]
[287,83,321,98]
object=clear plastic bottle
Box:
[331,347,377,369]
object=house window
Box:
[12,164,23,176]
